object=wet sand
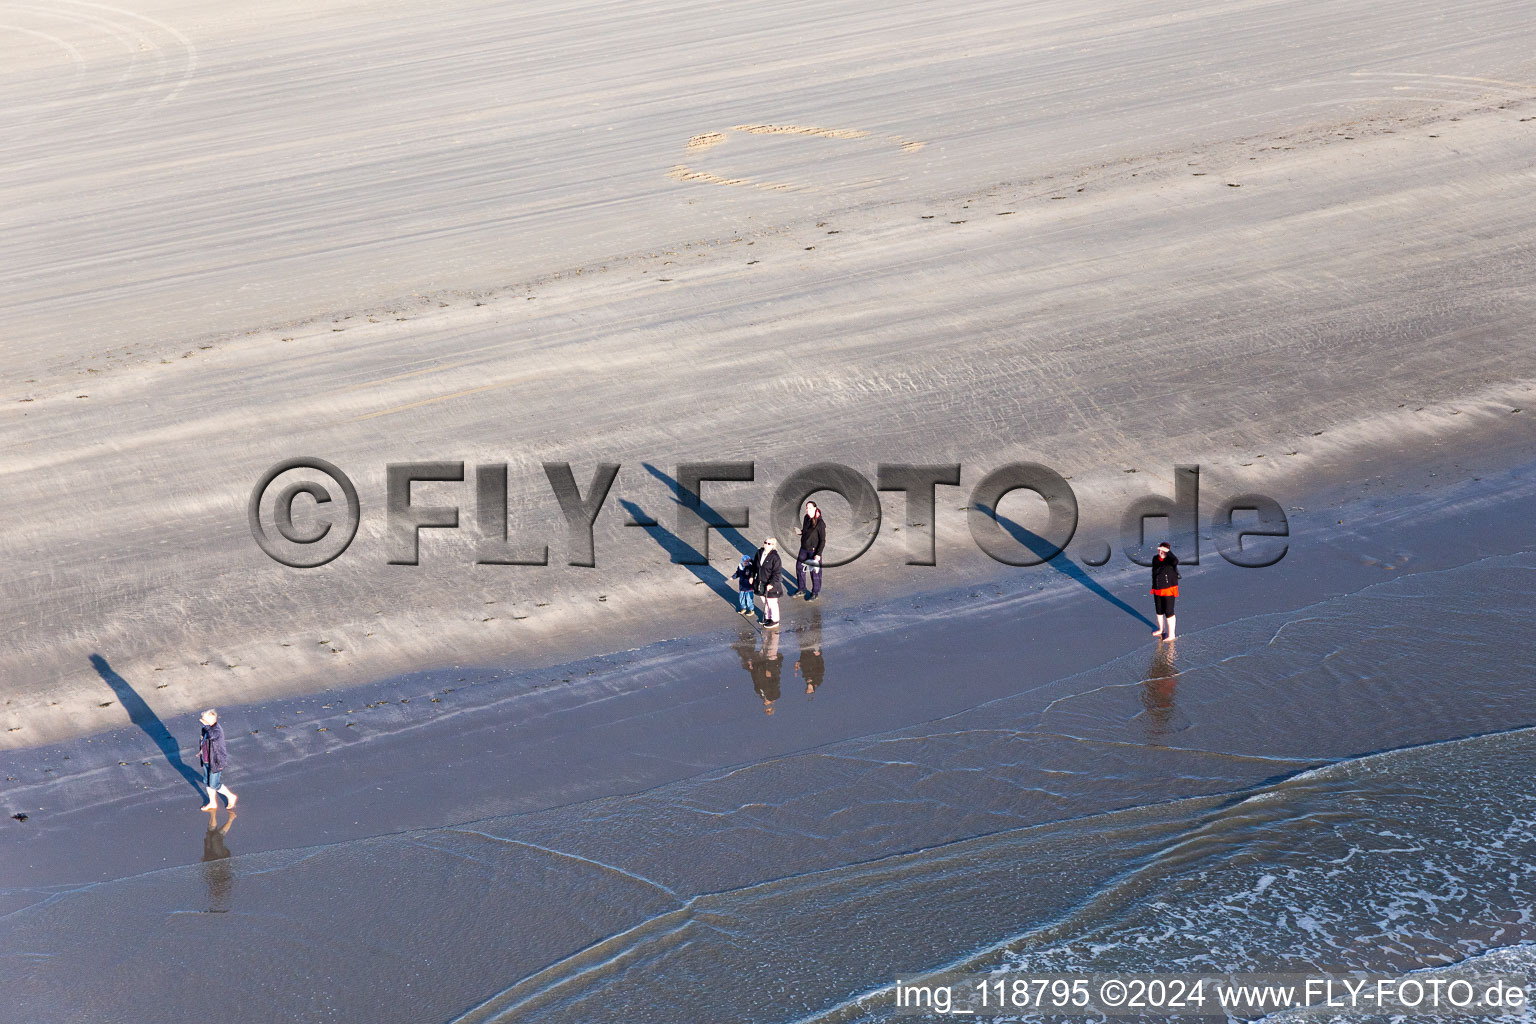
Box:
[2,453,1533,1022]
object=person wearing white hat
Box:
[1151,541,1180,641]
[753,536,785,628]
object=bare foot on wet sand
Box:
[199,803,216,811]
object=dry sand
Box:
[2,0,1534,747]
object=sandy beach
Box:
[2,0,1535,1020]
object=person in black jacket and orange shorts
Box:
[1151,541,1180,641]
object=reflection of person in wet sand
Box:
[202,810,236,913]
[794,603,824,697]
[750,629,783,715]
[1140,644,1180,740]
[731,627,757,676]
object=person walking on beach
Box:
[198,709,237,811]
[795,500,826,601]
[754,536,785,629]
[732,552,757,615]
[1151,541,1180,641]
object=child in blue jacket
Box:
[732,554,756,615]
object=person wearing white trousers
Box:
[753,536,785,628]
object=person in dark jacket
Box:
[1150,541,1180,641]
[732,553,757,615]
[753,536,785,628]
[198,708,238,811]
[795,500,826,600]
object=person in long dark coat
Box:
[795,500,826,600]
[753,536,785,628]
[1150,541,1180,641]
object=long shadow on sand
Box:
[623,464,784,605]
[620,499,738,605]
[641,464,759,557]
[90,653,204,792]
[974,504,1156,629]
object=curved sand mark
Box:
[684,131,728,154]
[1344,70,1536,106]
[0,0,197,129]
[1351,71,1536,91]
[0,22,88,111]
[670,122,925,193]
[667,164,798,192]
[1,23,86,66]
